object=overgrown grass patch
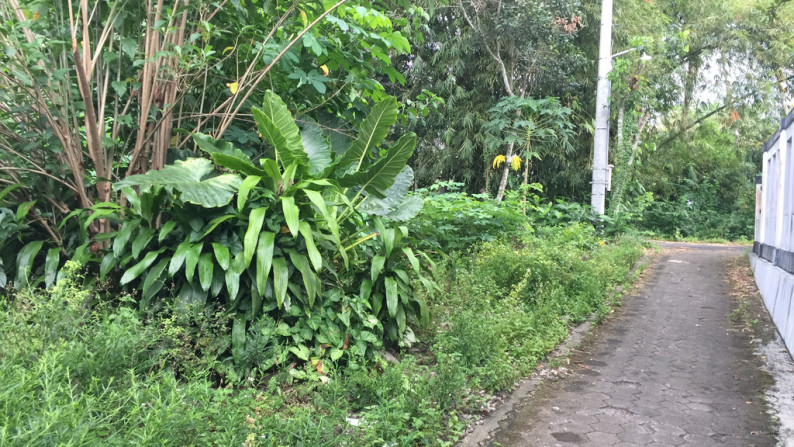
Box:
[0,226,645,446]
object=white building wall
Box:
[752,110,794,354]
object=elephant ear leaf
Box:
[301,122,332,175]
[253,90,308,169]
[336,96,398,175]
[359,166,424,221]
[193,132,267,177]
[338,133,417,199]
[114,158,241,208]
[193,132,241,159]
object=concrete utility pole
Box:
[591,0,614,215]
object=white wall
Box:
[753,109,794,352]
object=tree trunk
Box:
[615,100,626,154]
[484,160,491,196]
[628,110,650,167]
[775,67,790,118]
[522,151,529,214]
[682,54,701,126]
[495,141,514,202]
[611,108,649,215]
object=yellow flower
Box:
[492,155,506,169]
[598,240,606,246]
[320,64,329,76]
[511,156,522,171]
[226,82,238,94]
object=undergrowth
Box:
[0,226,645,446]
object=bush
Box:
[640,199,753,240]
[409,182,530,253]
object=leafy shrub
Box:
[409,182,530,253]
[640,198,753,240]
[410,182,644,255]
[100,92,438,378]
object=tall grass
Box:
[0,227,645,446]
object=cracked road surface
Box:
[478,243,778,446]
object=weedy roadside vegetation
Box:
[0,217,645,445]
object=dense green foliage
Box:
[637,115,765,240]
[6,91,439,380]
[0,227,644,445]
[1,0,792,443]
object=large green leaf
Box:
[281,196,300,237]
[260,159,282,191]
[252,91,308,168]
[202,214,235,237]
[225,269,241,301]
[304,190,339,243]
[198,253,214,291]
[272,256,289,308]
[212,153,268,177]
[193,133,268,176]
[211,268,225,297]
[193,132,240,157]
[244,208,267,268]
[298,222,322,272]
[44,247,60,289]
[395,305,406,334]
[100,253,116,279]
[82,204,119,232]
[360,279,373,301]
[142,258,169,304]
[385,276,399,318]
[301,122,332,175]
[185,242,203,284]
[251,282,264,318]
[402,247,421,275]
[336,97,399,174]
[113,222,136,258]
[359,166,424,220]
[15,201,35,223]
[158,221,177,243]
[256,232,275,294]
[338,133,417,198]
[237,176,261,211]
[177,281,207,311]
[381,196,424,221]
[212,243,231,271]
[288,250,318,307]
[371,255,385,282]
[131,228,155,259]
[169,239,191,276]
[120,249,163,285]
[114,158,241,208]
[15,241,43,288]
[304,189,346,267]
[0,183,22,204]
